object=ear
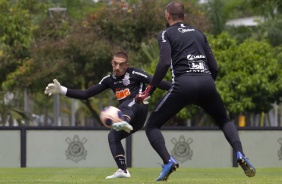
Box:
[165,11,170,20]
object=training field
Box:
[0,168,281,183]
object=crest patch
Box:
[171,135,193,163]
[65,135,87,163]
[123,72,130,86]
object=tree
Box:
[2,0,210,125]
[0,0,34,87]
[250,0,282,19]
[0,0,42,125]
[209,32,282,115]
[206,0,226,36]
[248,0,282,46]
[7,25,116,124]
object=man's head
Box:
[112,51,129,77]
[165,1,184,27]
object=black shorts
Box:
[118,98,148,133]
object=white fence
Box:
[0,128,281,168]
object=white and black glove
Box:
[44,79,67,96]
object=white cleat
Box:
[112,121,133,133]
[105,169,131,179]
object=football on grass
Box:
[100,106,123,128]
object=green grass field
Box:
[0,167,281,184]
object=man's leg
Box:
[199,88,256,177]
[106,130,131,179]
[145,93,186,181]
[106,103,148,179]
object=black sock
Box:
[114,156,127,172]
[221,121,244,155]
[146,127,171,164]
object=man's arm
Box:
[147,75,171,91]
[132,68,171,90]
[135,32,172,104]
[204,36,219,81]
[44,78,108,100]
[150,43,171,88]
[66,84,107,100]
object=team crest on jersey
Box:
[123,72,130,86]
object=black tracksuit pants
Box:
[145,73,243,163]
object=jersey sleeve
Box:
[203,35,219,81]
[66,76,109,100]
[132,68,151,83]
[150,31,171,87]
[133,67,171,91]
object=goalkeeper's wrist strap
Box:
[60,86,67,96]
[146,85,156,95]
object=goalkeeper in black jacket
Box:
[44,51,171,179]
[135,1,256,181]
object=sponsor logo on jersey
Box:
[188,61,205,70]
[132,70,148,78]
[187,54,206,61]
[114,81,123,85]
[116,88,131,100]
[178,28,195,33]
[187,60,208,73]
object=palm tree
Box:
[0,91,30,126]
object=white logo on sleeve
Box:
[161,31,167,42]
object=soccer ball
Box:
[100,106,123,128]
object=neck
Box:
[169,20,183,26]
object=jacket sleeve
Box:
[204,35,219,81]
[150,31,172,87]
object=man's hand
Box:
[135,92,150,104]
[44,79,61,96]
[135,85,156,104]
